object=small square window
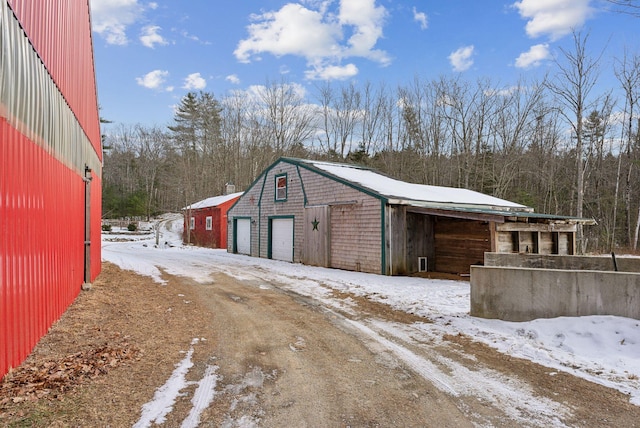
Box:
[275,174,287,201]
[189,217,195,230]
[205,216,213,230]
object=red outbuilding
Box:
[0,1,102,378]
[183,192,243,248]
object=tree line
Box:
[102,32,640,253]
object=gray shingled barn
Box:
[227,157,585,276]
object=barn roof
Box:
[288,158,530,213]
[183,192,243,210]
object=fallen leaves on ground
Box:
[0,344,141,405]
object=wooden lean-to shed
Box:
[227,158,587,276]
[183,191,243,248]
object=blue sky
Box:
[89,0,639,128]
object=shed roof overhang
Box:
[394,199,595,225]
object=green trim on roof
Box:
[407,202,592,222]
[279,157,388,204]
[380,200,386,275]
[295,165,308,206]
[258,174,268,257]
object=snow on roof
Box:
[302,160,528,210]
[183,192,243,210]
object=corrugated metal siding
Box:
[6,0,102,158]
[1,119,85,376]
[1,1,102,378]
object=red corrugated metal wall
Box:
[0,119,85,375]
[1,1,102,377]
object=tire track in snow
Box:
[346,318,572,427]
[181,365,220,428]
[133,338,219,428]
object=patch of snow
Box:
[133,344,196,427]
[305,159,526,209]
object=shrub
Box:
[127,223,138,232]
[101,224,112,232]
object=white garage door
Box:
[271,218,294,262]
[235,219,251,255]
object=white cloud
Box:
[226,74,241,85]
[183,73,207,90]
[413,7,428,30]
[179,30,211,45]
[136,69,169,89]
[235,4,340,62]
[338,0,389,63]
[234,0,389,80]
[305,63,359,80]
[90,0,144,45]
[448,45,475,72]
[140,25,168,48]
[515,43,551,68]
[513,0,594,41]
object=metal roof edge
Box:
[394,199,594,223]
[387,198,533,213]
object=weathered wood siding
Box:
[406,212,435,273]
[329,202,381,273]
[386,206,407,275]
[227,176,264,257]
[298,167,382,274]
[435,218,491,274]
[228,160,382,272]
[303,205,330,267]
[494,223,577,255]
[258,162,306,260]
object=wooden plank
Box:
[496,222,577,233]
[538,232,555,254]
[434,218,490,273]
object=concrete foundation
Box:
[470,265,640,321]
[483,252,640,272]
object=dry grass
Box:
[0,262,218,427]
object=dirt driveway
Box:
[1,262,639,427]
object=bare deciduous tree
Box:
[545,31,604,252]
[614,50,640,249]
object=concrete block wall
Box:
[483,252,640,272]
[470,265,640,321]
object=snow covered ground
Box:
[102,214,640,414]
